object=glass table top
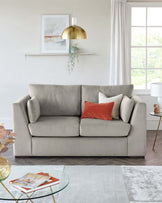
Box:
[150,112,162,117]
[0,165,69,201]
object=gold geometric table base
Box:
[152,117,162,151]
[0,182,56,203]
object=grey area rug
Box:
[58,166,162,203]
[1,165,162,203]
[122,166,162,203]
[57,165,129,203]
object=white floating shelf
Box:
[25,52,96,57]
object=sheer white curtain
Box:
[109,0,131,85]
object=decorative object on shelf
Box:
[151,83,162,112]
[154,104,160,114]
[41,15,69,53]
[68,44,79,73]
[0,124,16,181]
[61,17,87,39]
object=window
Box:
[131,7,162,90]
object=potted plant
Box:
[68,45,79,73]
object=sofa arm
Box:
[13,95,32,156]
[128,95,146,156]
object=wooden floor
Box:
[3,130,162,165]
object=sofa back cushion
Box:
[120,96,135,123]
[27,96,40,123]
[29,84,81,116]
[81,85,133,113]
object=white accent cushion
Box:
[120,96,135,123]
[99,92,123,119]
[27,97,40,123]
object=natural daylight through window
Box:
[131,7,162,89]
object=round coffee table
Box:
[0,166,69,202]
[150,112,162,151]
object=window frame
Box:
[128,2,162,95]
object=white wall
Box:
[0,0,110,128]
[0,0,160,130]
[140,95,162,130]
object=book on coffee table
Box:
[10,172,60,193]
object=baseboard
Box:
[0,117,12,129]
[147,119,162,130]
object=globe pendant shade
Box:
[61,25,87,39]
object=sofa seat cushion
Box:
[29,116,80,137]
[80,119,131,137]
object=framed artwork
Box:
[41,15,69,53]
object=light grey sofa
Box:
[13,84,146,157]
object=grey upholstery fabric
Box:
[29,84,81,116]
[29,116,80,137]
[81,85,133,112]
[13,85,146,157]
[13,95,32,156]
[32,137,127,156]
[27,97,40,123]
[120,96,135,123]
[80,119,130,137]
[128,95,146,156]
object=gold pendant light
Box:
[62,17,87,39]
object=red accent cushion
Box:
[81,101,114,121]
